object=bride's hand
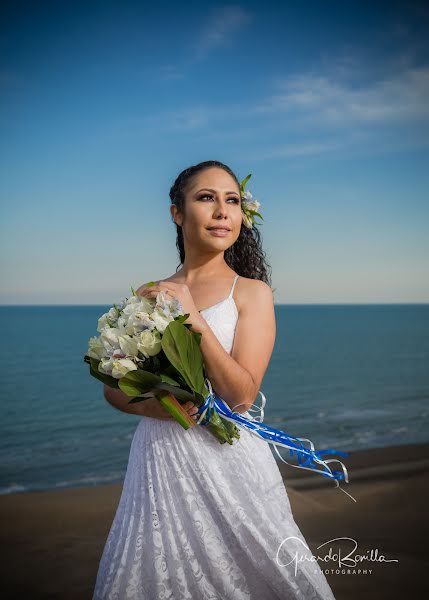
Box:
[139,394,199,421]
[138,280,206,330]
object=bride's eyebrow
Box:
[194,188,239,197]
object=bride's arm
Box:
[103,385,148,416]
[194,280,276,414]
[103,385,198,420]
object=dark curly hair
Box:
[169,160,272,287]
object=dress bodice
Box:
[198,274,239,355]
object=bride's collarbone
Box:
[136,274,247,312]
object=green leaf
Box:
[159,373,180,386]
[193,331,203,346]
[171,313,192,327]
[118,369,161,396]
[240,173,252,193]
[153,382,196,402]
[161,320,208,398]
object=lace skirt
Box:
[92,416,336,600]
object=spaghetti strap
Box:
[228,274,239,298]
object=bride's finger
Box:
[141,286,171,298]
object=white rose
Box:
[151,307,172,333]
[97,307,120,333]
[123,296,153,317]
[137,329,162,358]
[117,315,133,335]
[101,327,121,351]
[118,334,139,357]
[127,311,155,335]
[97,313,110,333]
[98,357,114,376]
[87,336,105,360]
[111,358,138,379]
[122,298,154,334]
[107,306,119,322]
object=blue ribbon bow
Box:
[196,378,357,503]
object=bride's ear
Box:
[170,203,182,227]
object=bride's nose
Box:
[213,200,229,219]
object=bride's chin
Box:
[206,239,230,248]
[199,241,231,254]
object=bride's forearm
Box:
[104,385,146,416]
[191,319,256,413]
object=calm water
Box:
[1,304,428,494]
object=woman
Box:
[92,160,336,599]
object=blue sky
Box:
[1,0,428,304]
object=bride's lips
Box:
[207,227,231,237]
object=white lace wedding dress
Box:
[92,275,336,599]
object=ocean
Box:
[1,304,428,495]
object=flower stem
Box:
[155,390,196,429]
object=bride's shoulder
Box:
[237,275,272,293]
[236,276,273,312]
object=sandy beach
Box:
[1,442,428,599]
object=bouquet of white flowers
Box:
[83,282,240,444]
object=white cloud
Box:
[254,65,429,126]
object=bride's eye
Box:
[199,194,239,203]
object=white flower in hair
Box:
[240,173,264,229]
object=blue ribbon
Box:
[196,378,357,503]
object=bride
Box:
[92,160,336,599]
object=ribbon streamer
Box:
[196,378,357,503]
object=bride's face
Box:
[172,167,242,250]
